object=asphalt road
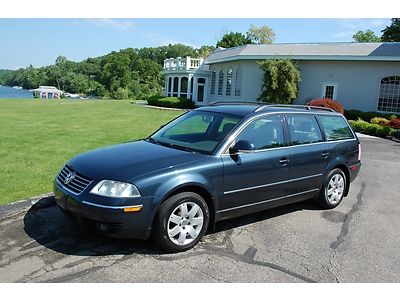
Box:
[1,135,399,283]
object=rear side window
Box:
[318,115,354,141]
[286,114,323,145]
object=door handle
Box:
[322,151,329,159]
[279,158,289,165]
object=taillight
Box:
[358,143,361,161]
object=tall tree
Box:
[381,18,400,42]
[258,59,301,104]
[246,25,275,44]
[216,32,251,48]
[352,30,381,42]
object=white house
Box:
[30,86,62,99]
[163,42,400,113]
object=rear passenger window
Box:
[236,115,284,150]
[286,114,323,145]
[318,115,354,141]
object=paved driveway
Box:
[0,136,399,282]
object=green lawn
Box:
[0,99,183,205]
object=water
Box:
[0,85,33,99]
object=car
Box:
[54,102,361,252]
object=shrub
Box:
[307,98,344,114]
[113,87,129,100]
[349,118,392,137]
[147,96,194,109]
[388,118,400,129]
[370,117,390,126]
[392,130,400,140]
[344,109,398,121]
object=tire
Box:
[318,168,347,209]
[151,192,210,252]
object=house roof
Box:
[204,42,400,64]
[30,86,62,93]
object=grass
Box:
[0,99,183,205]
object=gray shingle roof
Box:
[204,43,400,64]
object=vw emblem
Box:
[64,172,76,185]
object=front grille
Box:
[57,165,93,195]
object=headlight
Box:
[90,180,141,198]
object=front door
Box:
[221,114,290,213]
[197,84,204,102]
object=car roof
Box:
[196,102,341,117]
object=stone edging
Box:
[0,193,55,221]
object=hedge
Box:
[147,96,194,109]
[348,119,394,137]
[307,98,344,114]
[344,110,398,122]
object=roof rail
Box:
[256,104,335,112]
[208,101,262,106]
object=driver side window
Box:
[236,115,284,150]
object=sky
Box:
[0,18,392,70]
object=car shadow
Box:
[23,197,321,256]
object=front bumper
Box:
[53,181,157,240]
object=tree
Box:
[258,59,301,104]
[216,32,251,48]
[352,30,381,42]
[381,18,400,42]
[195,45,215,58]
[246,25,275,44]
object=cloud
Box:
[88,18,135,30]
[141,31,200,48]
[331,18,390,40]
[337,18,389,30]
[332,31,354,38]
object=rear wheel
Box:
[318,168,346,209]
[151,192,209,252]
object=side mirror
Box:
[229,140,255,154]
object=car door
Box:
[284,113,330,196]
[220,114,290,213]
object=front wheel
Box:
[318,168,347,209]
[151,192,210,252]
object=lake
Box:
[0,85,33,99]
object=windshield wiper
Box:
[147,137,201,154]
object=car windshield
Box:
[148,110,243,155]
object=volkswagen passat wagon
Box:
[54,103,361,252]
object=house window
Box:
[322,82,338,100]
[235,68,242,96]
[218,70,224,96]
[180,77,188,97]
[210,71,216,95]
[173,77,179,97]
[377,76,400,113]
[226,69,233,96]
[168,77,172,96]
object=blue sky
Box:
[0,18,392,70]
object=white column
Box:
[186,57,191,70]
[177,76,181,98]
[187,75,192,99]
[192,76,197,102]
[204,77,209,104]
[164,77,168,96]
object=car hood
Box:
[68,140,207,182]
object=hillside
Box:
[0,44,214,100]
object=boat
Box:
[12,86,23,90]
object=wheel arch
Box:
[155,183,217,233]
